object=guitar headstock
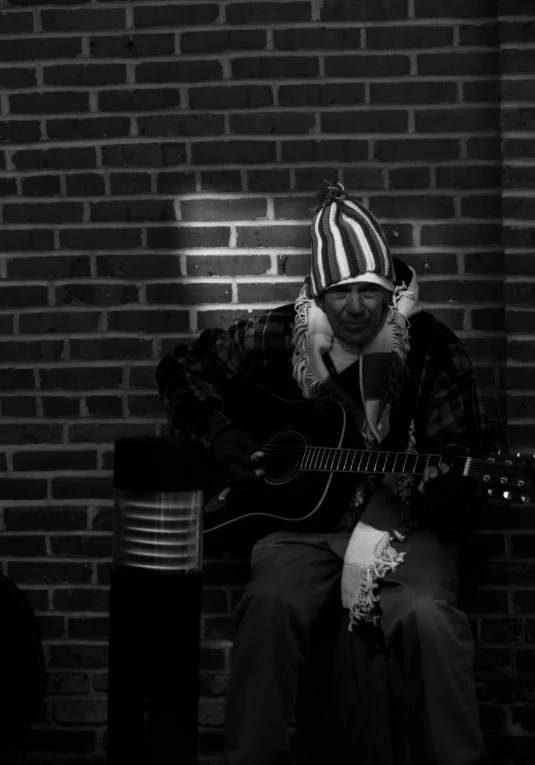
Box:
[466,451,535,504]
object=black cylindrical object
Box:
[107,437,207,765]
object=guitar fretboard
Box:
[298,448,450,475]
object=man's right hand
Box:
[212,427,264,486]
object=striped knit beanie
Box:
[309,182,395,298]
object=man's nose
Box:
[346,291,364,315]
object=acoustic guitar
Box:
[203,385,534,543]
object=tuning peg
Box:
[521,495,530,504]
[517,480,525,488]
[487,488,494,497]
[502,491,512,501]
[500,476,508,485]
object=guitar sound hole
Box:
[264,429,307,486]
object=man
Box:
[156,183,493,765]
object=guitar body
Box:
[204,385,362,542]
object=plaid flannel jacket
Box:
[156,303,493,459]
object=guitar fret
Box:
[343,449,350,471]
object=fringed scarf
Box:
[291,269,423,628]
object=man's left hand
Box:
[417,462,450,495]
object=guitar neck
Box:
[298,448,459,475]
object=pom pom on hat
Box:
[310,181,395,298]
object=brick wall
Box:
[0,0,532,762]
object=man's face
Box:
[319,282,390,348]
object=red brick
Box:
[0,119,40,143]
[21,174,61,196]
[500,20,535,44]
[505,166,535,190]
[200,170,242,192]
[101,142,186,167]
[369,195,454,219]
[69,423,156,444]
[136,60,222,83]
[29,730,97,755]
[85,395,122,417]
[237,282,301,303]
[277,254,309,276]
[12,450,96,471]
[191,140,276,165]
[41,7,124,31]
[143,113,225,139]
[56,283,138,306]
[13,146,96,170]
[10,91,89,115]
[420,224,501,247]
[187,254,270,277]
[415,107,499,133]
[54,697,108,722]
[9,254,90,279]
[419,278,503,303]
[181,198,267,222]
[0,368,34,390]
[279,83,365,107]
[436,165,501,189]
[0,66,35,88]
[507,424,535,449]
[507,395,535,419]
[5,508,86,535]
[128,366,158,389]
[1,397,34,416]
[21,307,98,334]
[47,116,130,141]
[462,336,505,361]
[0,37,81,61]
[40,365,122,390]
[321,0,408,21]
[146,283,232,305]
[465,309,504,331]
[53,588,109,612]
[371,81,457,105]
[182,29,266,53]
[0,423,62,444]
[227,1,310,23]
[111,172,152,194]
[467,137,501,160]
[90,33,174,58]
[322,110,408,133]
[459,22,499,46]
[504,254,535,276]
[464,251,503,274]
[237,225,309,248]
[42,396,80,417]
[232,55,319,79]
[326,54,410,77]
[502,227,535,249]
[502,50,535,75]
[388,167,430,189]
[200,645,226,671]
[66,173,106,196]
[90,200,175,222]
[52,535,111,559]
[44,63,126,86]
[374,138,460,162]
[98,87,180,112]
[1,339,64,363]
[281,139,368,162]
[97,254,179,279]
[418,52,498,76]
[274,26,361,50]
[197,309,263,330]
[190,84,273,110]
[383,223,414,247]
[461,196,502,219]
[414,0,496,17]
[501,80,535,102]
[504,282,535,306]
[60,227,142,250]
[147,226,230,249]
[127,394,163,417]
[273,197,315,220]
[463,80,500,103]
[48,644,107,669]
[503,197,535,220]
[367,24,452,47]
[4,202,83,224]
[296,167,341,190]
[108,309,189,333]
[0,10,33,32]
[70,337,150,360]
[0,285,47,307]
[230,112,315,135]
[134,4,218,27]
[8,561,92,584]
[0,177,17,196]
[0,534,47,556]
[48,671,91,694]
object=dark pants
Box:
[224,486,489,765]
